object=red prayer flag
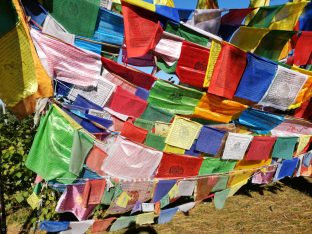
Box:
[245,136,277,161]
[294,31,312,66]
[101,57,156,90]
[92,218,117,233]
[208,42,247,99]
[109,86,148,118]
[195,176,218,201]
[86,146,108,176]
[121,121,148,143]
[176,41,210,88]
[122,2,163,58]
[155,153,203,178]
[294,100,312,121]
[221,8,255,26]
[82,179,106,207]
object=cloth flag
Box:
[60,220,94,234]
[82,179,106,207]
[85,146,108,176]
[245,136,277,161]
[272,137,298,160]
[299,1,312,31]
[92,218,117,233]
[199,158,236,175]
[140,104,174,123]
[177,180,196,197]
[222,133,253,160]
[176,41,210,87]
[121,121,149,143]
[208,43,247,99]
[196,0,219,9]
[204,40,222,87]
[212,175,229,192]
[157,207,179,224]
[221,8,255,26]
[39,221,69,232]
[134,118,154,132]
[214,189,230,210]
[155,153,203,178]
[247,5,283,28]
[195,176,218,201]
[109,216,137,232]
[275,158,300,180]
[122,1,163,58]
[152,180,176,202]
[136,213,155,225]
[294,32,312,66]
[245,0,270,25]
[144,133,166,151]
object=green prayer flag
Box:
[254,30,296,61]
[166,21,210,46]
[33,183,42,195]
[199,158,237,175]
[0,0,18,37]
[147,80,203,115]
[134,118,155,132]
[144,133,166,151]
[156,59,177,74]
[140,104,174,123]
[214,188,230,210]
[101,187,116,205]
[248,5,284,28]
[112,184,123,201]
[272,137,298,160]
[25,106,77,184]
[109,216,137,232]
[45,0,101,37]
[211,175,229,192]
[69,130,94,176]
[160,194,170,208]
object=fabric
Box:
[134,118,154,132]
[234,53,278,103]
[254,30,296,61]
[195,126,226,155]
[157,59,177,74]
[236,108,284,134]
[294,32,312,66]
[103,137,163,179]
[158,207,179,224]
[227,171,254,188]
[221,8,255,26]
[31,29,101,87]
[86,145,108,176]
[154,0,174,7]
[245,136,277,161]
[45,0,100,37]
[136,212,155,225]
[101,57,156,90]
[152,180,176,202]
[135,88,150,100]
[176,41,210,88]
[82,179,106,207]
[247,5,284,28]
[177,180,196,197]
[121,121,148,143]
[155,153,203,178]
[235,159,272,170]
[109,216,137,232]
[163,144,185,154]
[160,195,170,208]
[259,65,308,111]
[222,133,253,160]
[148,80,203,115]
[296,135,311,156]
[60,220,94,234]
[56,184,96,221]
[208,43,247,99]
[154,122,171,137]
[251,165,277,184]
[186,9,222,35]
[195,176,218,201]
[299,1,312,31]
[203,40,222,87]
[272,137,298,160]
[245,0,270,25]
[140,104,174,123]
[193,93,247,123]
[212,175,229,192]
[199,158,236,175]
[122,49,155,67]
[214,189,230,209]
[275,158,300,180]
[0,0,18,37]
[185,141,201,156]
[109,86,148,118]
[69,130,94,176]
[115,191,132,208]
[196,0,219,9]
[165,116,202,150]
[39,221,70,232]
[122,1,163,58]
[144,133,166,151]
[73,95,103,111]
[26,106,78,184]
[230,26,270,52]
[27,192,40,210]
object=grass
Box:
[6,177,312,234]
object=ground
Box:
[6,177,312,234]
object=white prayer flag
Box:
[222,133,253,160]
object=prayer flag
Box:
[272,137,298,160]
[154,0,175,7]
[245,136,277,161]
[136,213,155,225]
[196,0,219,9]
[134,118,154,132]
[122,48,155,67]
[296,135,311,156]
[163,144,185,154]
[115,192,132,208]
[299,1,312,31]
[275,158,300,180]
[154,122,172,137]
[121,121,149,143]
[294,32,312,66]
[86,146,108,176]
[195,176,218,201]
[221,8,255,26]
[27,192,41,210]
[199,158,236,175]
[109,216,137,232]
[208,43,247,99]
[22,0,47,26]
[247,5,284,28]
[144,133,166,151]
[204,40,222,87]
[60,220,94,234]
[140,105,174,123]
[245,0,270,25]
[122,1,163,58]
[214,189,230,209]
[82,179,106,207]
[177,180,196,197]
[39,221,69,233]
[235,159,272,170]
[178,202,195,213]
[157,207,178,224]
[152,180,176,202]
[212,175,229,192]
[176,41,210,88]
[222,133,253,160]
[155,153,203,178]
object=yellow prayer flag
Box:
[136,212,155,225]
[230,26,270,52]
[154,121,171,137]
[115,191,131,208]
[168,184,179,199]
[245,0,271,25]
[153,0,174,7]
[165,116,202,150]
[296,135,311,156]
[228,179,248,197]
[197,0,219,9]
[269,2,308,30]
[27,192,41,210]
[235,159,272,170]
[123,0,156,12]
[227,171,255,188]
[164,144,185,154]
[203,40,222,87]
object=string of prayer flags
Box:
[44,0,101,37]
[199,158,236,175]
[109,86,148,118]
[56,184,96,221]
[157,207,178,224]
[222,133,253,160]
[148,80,203,115]
[245,136,277,161]
[60,220,94,234]
[165,116,202,150]
[122,1,163,58]
[294,32,312,66]
[176,41,210,88]
[271,136,298,160]
[208,42,247,99]
[195,126,226,155]
[259,65,308,111]
[155,153,203,178]
[102,137,163,179]
[82,179,106,207]
[121,121,149,143]
[234,53,278,103]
